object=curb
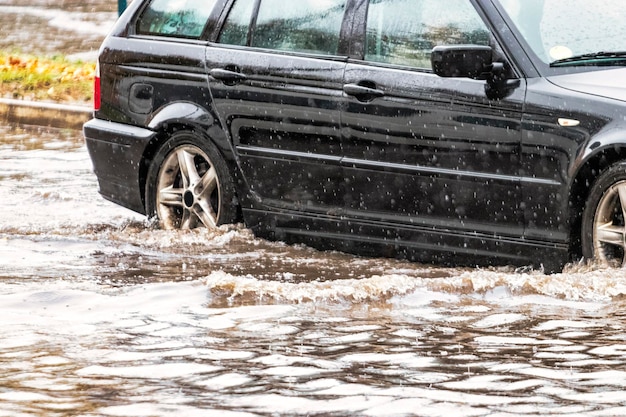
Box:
[0,98,92,130]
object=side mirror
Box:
[431,45,521,100]
[431,45,493,79]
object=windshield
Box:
[495,0,626,67]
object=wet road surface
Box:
[0,0,116,58]
[2,125,626,417]
[3,2,626,416]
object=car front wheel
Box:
[146,131,237,230]
[582,162,626,267]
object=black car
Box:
[84,0,626,272]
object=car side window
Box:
[219,0,347,56]
[137,0,217,38]
[365,0,490,69]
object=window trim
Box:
[247,0,262,47]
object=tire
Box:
[581,161,626,267]
[145,131,238,230]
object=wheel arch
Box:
[138,101,238,213]
[568,144,626,259]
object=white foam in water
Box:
[589,345,626,357]
[98,404,259,417]
[200,266,626,305]
[224,393,392,415]
[339,352,437,368]
[203,270,426,302]
[476,336,571,346]
[4,128,626,416]
[0,270,622,416]
[533,320,601,331]
[194,373,254,390]
[77,363,222,379]
[472,313,528,329]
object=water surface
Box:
[1,126,626,417]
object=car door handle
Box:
[343,83,385,101]
[209,68,247,84]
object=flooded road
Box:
[2,2,626,415]
[2,127,626,417]
[0,0,116,57]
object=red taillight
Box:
[94,61,101,111]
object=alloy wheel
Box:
[156,144,221,230]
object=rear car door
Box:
[206,0,349,214]
[341,0,527,258]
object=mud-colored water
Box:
[2,124,626,417]
[0,0,117,57]
[3,2,626,416]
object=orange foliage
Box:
[0,53,95,102]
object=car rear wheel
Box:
[582,162,626,267]
[146,131,237,230]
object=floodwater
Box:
[0,0,117,57]
[3,126,626,417]
[3,1,626,416]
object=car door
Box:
[206,0,350,214]
[341,0,527,254]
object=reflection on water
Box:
[2,278,626,416]
[2,125,626,416]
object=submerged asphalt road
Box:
[2,2,626,416]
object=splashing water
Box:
[2,127,626,416]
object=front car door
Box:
[341,0,528,263]
[206,0,350,217]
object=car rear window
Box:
[137,0,218,38]
[218,0,347,56]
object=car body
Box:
[84,0,626,272]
